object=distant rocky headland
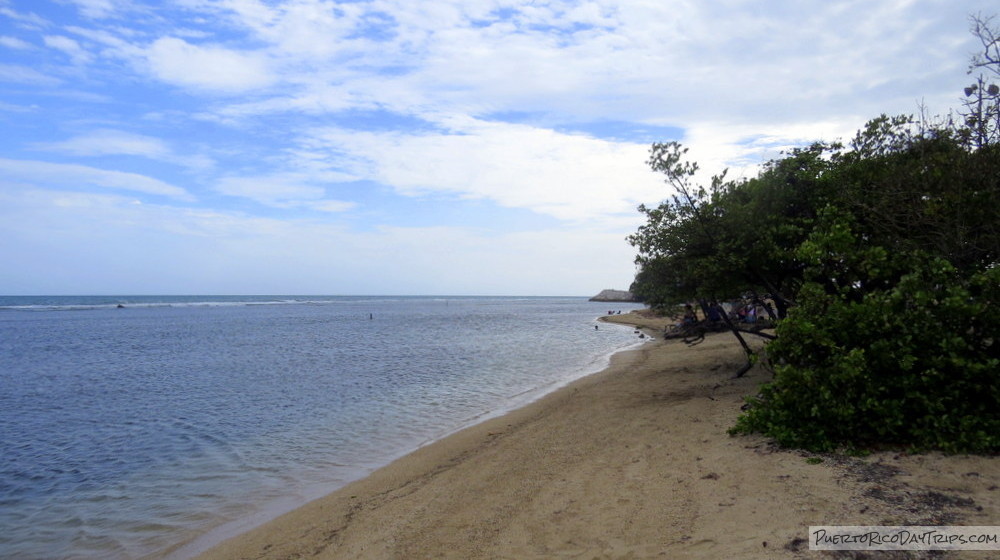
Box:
[588,289,639,302]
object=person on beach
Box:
[681,304,697,326]
[706,301,723,323]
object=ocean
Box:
[0,295,645,559]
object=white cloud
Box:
[43,35,93,64]
[144,37,274,93]
[150,0,979,177]
[681,119,864,184]
[0,62,60,85]
[307,115,665,222]
[37,129,215,170]
[0,158,194,200]
[69,0,979,139]
[41,129,171,158]
[206,90,361,122]
[64,24,140,54]
[0,4,50,29]
[0,35,32,49]
[309,199,356,213]
[215,175,323,201]
[229,0,365,57]
[0,100,37,112]
[214,174,356,212]
[65,0,121,19]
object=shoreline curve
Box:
[183,311,1000,559]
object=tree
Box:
[961,14,1000,147]
[730,120,1000,453]
[631,116,1000,452]
[632,15,1000,451]
[629,141,843,319]
[629,142,732,307]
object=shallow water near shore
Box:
[0,296,644,559]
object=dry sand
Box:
[191,311,1000,559]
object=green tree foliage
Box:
[835,117,1000,272]
[734,208,1000,452]
[633,17,1000,452]
[632,116,1000,452]
[629,140,842,318]
[629,143,716,305]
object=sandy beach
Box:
[190,311,1000,559]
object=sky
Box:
[0,0,995,296]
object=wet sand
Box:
[191,311,1000,559]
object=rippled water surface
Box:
[0,296,644,559]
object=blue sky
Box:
[0,0,994,296]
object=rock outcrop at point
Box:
[589,289,639,302]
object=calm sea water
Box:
[0,296,644,559]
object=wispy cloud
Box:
[35,129,215,170]
[0,99,37,112]
[39,129,173,158]
[0,35,32,49]
[0,3,49,29]
[214,173,356,212]
[43,34,93,64]
[0,158,195,201]
[0,62,60,85]
[64,0,121,20]
[143,37,275,93]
